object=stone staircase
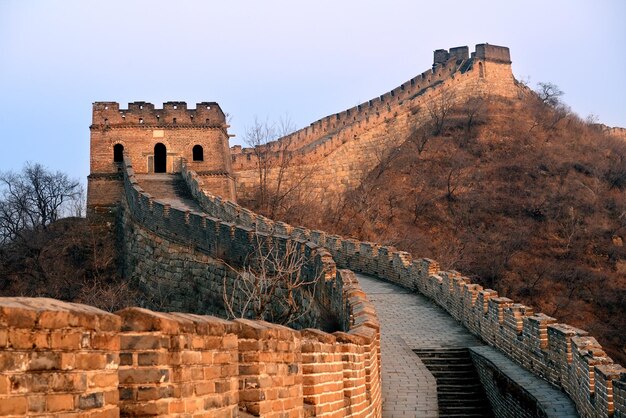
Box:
[135,173,203,212]
[413,348,494,418]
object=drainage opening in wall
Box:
[413,347,494,418]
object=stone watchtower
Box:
[87,101,236,213]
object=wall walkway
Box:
[181,163,626,418]
[357,274,578,418]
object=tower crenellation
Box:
[91,101,227,127]
[474,43,511,63]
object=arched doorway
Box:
[113,144,124,163]
[192,145,204,161]
[154,143,166,173]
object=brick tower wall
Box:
[87,101,236,214]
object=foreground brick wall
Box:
[181,162,626,418]
[0,273,379,418]
[116,308,239,417]
[0,298,121,417]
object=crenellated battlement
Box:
[433,45,469,66]
[10,41,625,417]
[474,43,511,64]
[230,43,515,178]
[91,101,226,127]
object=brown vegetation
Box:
[0,217,137,312]
[223,232,323,326]
[250,91,626,364]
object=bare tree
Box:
[528,82,570,132]
[462,96,487,136]
[426,85,457,135]
[536,82,564,107]
[245,118,276,211]
[0,163,81,244]
[223,234,322,326]
[244,116,314,218]
[407,123,433,155]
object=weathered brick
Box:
[120,334,169,350]
[47,393,74,412]
[75,353,107,370]
[51,331,82,349]
[0,396,28,414]
[119,368,169,385]
[27,395,46,413]
[89,371,117,388]
[28,352,61,371]
[78,392,104,410]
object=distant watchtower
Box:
[87,101,236,213]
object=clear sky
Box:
[1,0,624,182]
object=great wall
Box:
[0,44,625,417]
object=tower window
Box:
[192,145,204,161]
[173,118,177,124]
[113,144,124,163]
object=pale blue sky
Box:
[1,0,624,182]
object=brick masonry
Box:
[470,346,578,418]
[230,44,519,204]
[88,101,236,213]
[0,298,121,417]
[0,292,379,417]
[180,157,626,417]
[6,43,623,418]
[1,142,382,416]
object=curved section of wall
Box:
[119,155,382,416]
[0,157,382,417]
[0,289,380,417]
[181,163,626,418]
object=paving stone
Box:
[356,273,578,418]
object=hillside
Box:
[246,92,626,364]
[0,217,136,312]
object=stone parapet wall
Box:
[0,298,121,417]
[230,44,519,203]
[116,308,239,417]
[470,346,578,418]
[0,292,380,417]
[121,155,336,312]
[231,44,515,169]
[181,164,626,418]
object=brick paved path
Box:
[356,273,578,418]
[357,274,481,417]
